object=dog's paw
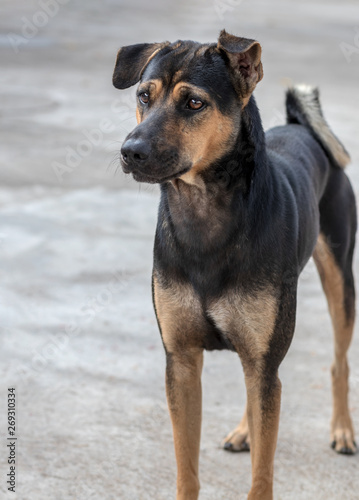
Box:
[222,426,250,452]
[331,427,357,455]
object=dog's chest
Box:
[155,272,278,355]
[206,288,278,356]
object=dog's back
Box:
[263,85,355,271]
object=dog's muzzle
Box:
[120,137,190,183]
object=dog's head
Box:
[113,30,263,184]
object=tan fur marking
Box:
[167,348,203,500]
[181,110,237,185]
[246,374,281,500]
[173,82,239,184]
[136,79,163,123]
[171,41,182,51]
[313,234,347,328]
[195,45,210,57]
[153,275,205,352]
[208,288,278,362]
[313,233,356,453]
[144,44,167,70]
[172,82,209,102]
[172,69,184,85]
[150,79,163,99]
[242,95,251,109]
[138,79,163,100]
[181,107,235,180]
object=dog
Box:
[112,30,357,499]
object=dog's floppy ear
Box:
[217,30,263,102]
[113,42,169,89]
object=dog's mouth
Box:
[122,161,191,184]
[131,167,191,184]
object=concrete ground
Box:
[1,0,359,498]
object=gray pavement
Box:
[1,0,359,499]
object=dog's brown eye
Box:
[139,92,150,104]
[188,98,204,110]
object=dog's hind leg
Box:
[313,217,357,453]
[222,403,250,452]
[313,167,357,454]
[288,84,357,454]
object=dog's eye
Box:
[187,98,204,110]
[139,92,150,105]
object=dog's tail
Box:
[285,84,350,169]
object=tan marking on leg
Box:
[246,373,281,500]
[313,233,356,453]
[153,276,206,499]
[222,402,250,451]
[166,349,203,500]
[207,287,278,361]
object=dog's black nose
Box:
[121,138,150,166]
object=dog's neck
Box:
[158,96,270,254]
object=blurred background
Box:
[0,0,359,498]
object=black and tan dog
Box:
[112,31,357,499]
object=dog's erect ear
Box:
[217,30,263,101]
[113,42,169,89]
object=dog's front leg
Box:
[153,275,205,499]
[212,285,296,499]
[245,368,281,500]
[166,348,203,500]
